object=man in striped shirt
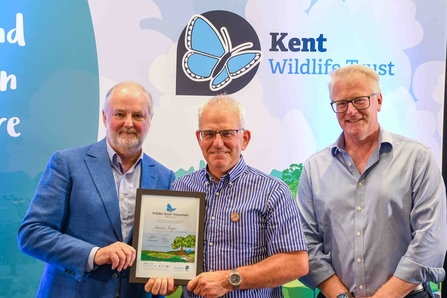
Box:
[145,95,308,297]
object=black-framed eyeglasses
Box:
[199,129,244,140]
[330,93,376,113]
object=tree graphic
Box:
[171,235,196,255]
[280,163,303,198]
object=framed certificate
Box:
[130,189,206,285]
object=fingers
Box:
[144,278,155,293]
[187,272,230,297]
[187,276,198,292]
[94,242,136,271]
[167,279,176,294]
[145,277,175,295]
[151,277,165,295]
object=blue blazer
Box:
[18,139,175,298]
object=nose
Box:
[123,115,134,128]
[346,102,358,114]
[212,133,224,148]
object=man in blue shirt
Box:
[297,64,447,298]
[146,95,308,297]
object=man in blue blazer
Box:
[18,81,175,298]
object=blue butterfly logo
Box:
[166,203,176,212]
[182,14,262,91]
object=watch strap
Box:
[336,292,355,298]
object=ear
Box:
[195,130,201,145]
[102,110,107,126]
[377,93,383,112]
[241,129,251,151]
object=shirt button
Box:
[357,258,362,263]
[211,216,215,220]
[358,182,363,187]
[356,232,361,236]
[348,162,352,166]
[209,269,214,272]
[359,285,364,290]
[112,273,119,278]
[357,206,362,211]
[209,242,213,246]
[215,192,219,196]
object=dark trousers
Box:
[316,282,434,298]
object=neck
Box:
[344,127,379,151]
[209,171,222,183]
[344,128,379,174]
[114,146,142,172]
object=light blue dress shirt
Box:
[107,143,143,242]
[171,156,307,298]
[298,126,447,297]
[86,142,143,272]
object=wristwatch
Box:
[228,268,242,289]
[336,292,355,298]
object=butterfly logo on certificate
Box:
[182,14,262,91]
[166,203,176,212]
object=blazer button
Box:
[65,269,75,276]
[112,273,119,279]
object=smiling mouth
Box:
[120,132,137,137]
[347,118,362,123]
[119,129,137,135]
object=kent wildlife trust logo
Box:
[176,10,262,95]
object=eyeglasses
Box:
[330,93,376,113]
[199,129,244,140]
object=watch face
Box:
[230,273,241,285]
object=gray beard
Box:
[108,131,146,153]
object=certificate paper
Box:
[130,189,205,285]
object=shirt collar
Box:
[331,125,393,156]
[106,141,143,172]
[204,155,247,183]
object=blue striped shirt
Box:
[171,156,307,298]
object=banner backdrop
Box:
[1,0,446,297]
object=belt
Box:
[410,284,424,294]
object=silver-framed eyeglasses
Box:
[199,129,244,140]
[330,93,376,113]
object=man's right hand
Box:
[145,277,177,295]
[94,241,136,271]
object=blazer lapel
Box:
[140,154,157,189]
[85,139,123,241]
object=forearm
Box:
[19,223,93,271]
[237,251,309,289]
[372,276,419,298]
[317,274,350,298]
